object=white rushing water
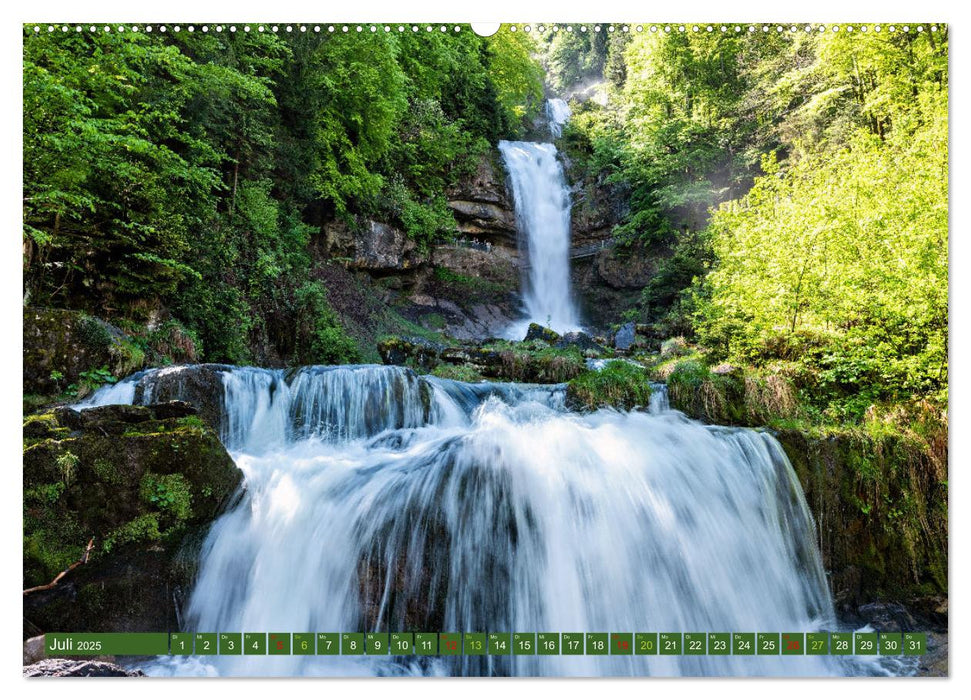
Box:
[499,140,582,339]
[81,364,906,677]
[546,98,572,138]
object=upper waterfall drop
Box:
[499,139,582,339]
[546,98,572,138]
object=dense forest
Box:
[24,24,948,426]
[551,25,947,424]
[24,26,543,364]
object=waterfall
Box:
[79,364,902,677]
[499,140,582,339]
[546,98,571,138]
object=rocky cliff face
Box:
[311,153,523,343]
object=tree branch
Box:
[23,538,95,596]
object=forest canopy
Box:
[23,27,545,364]
[552,26,948,419]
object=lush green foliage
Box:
[554,28,948,420]
[24,27,542,365]
[566,362,653,411]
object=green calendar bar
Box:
[341,633,364,655]
[880,633,902,655]
[660,632,682,655]
[538,633,559,655]
[170,632,192,655]
[635,633,658,655]
[904,632,927,655]
[44,633,169,657]
[708,633,730,655]
[293,633,314,655]
[513,633,536,655]
[391,632,414,655]
[757,632,780,654]
[316,633,339,655]
[219,633,241,655]
[732,633,754,655]
[42,631,933,656]
[831,632,853,655]
[807,632,829,655]
[610,633,632,655]
[488,632,511,655]
[586,633,608,655]
[854,632,878,655]
[562,633,584,655]
[269,633,291,655]
[684,633,706,655]
[440,632,462,655]
[244,633,266,655]
[195,633,217,655]
[367,632,389,655]
[415,632,438,655]
[782,633,804,655]
[464,632,486,655]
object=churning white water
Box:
[82,364,905,677]
[499,141,582,339]
[546,98,571,138]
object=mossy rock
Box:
[23,308,146,395]
[23,403,242,636]
[775,426,947,610]
[524,323,561,344]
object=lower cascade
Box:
[86,365,893,676]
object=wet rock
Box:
[917,632,948,677]
[23,415,60,439]
[134,364,231,429]
[24,659,145,677]
[23,406,241,636]
[79,404,153,431]
[555,332,606,355]
[146,400,198,421]
[23,635,46,665]
[377,337,444,370]
[613,322,636,351]
[53,406,84,431]
[447,200,516,240]
[446,155,517,245]
[856,602,919,632]
[524,323,561,344]
[353,220,428,271]
[440,347,473,364]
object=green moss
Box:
[421,313,446,330]
[111,337,147,377]
[139,473,193,522]
[122,415,207,437]
[56,450,79,487]
[433,266,508,298]
[77,314,114,353]
[178,415,206,430]
[92,458,120,485]
[566,362,653,411]
[25,481,65,505]
[775,423,947,604]
[431,364,485,382]
[102,514,162,554]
